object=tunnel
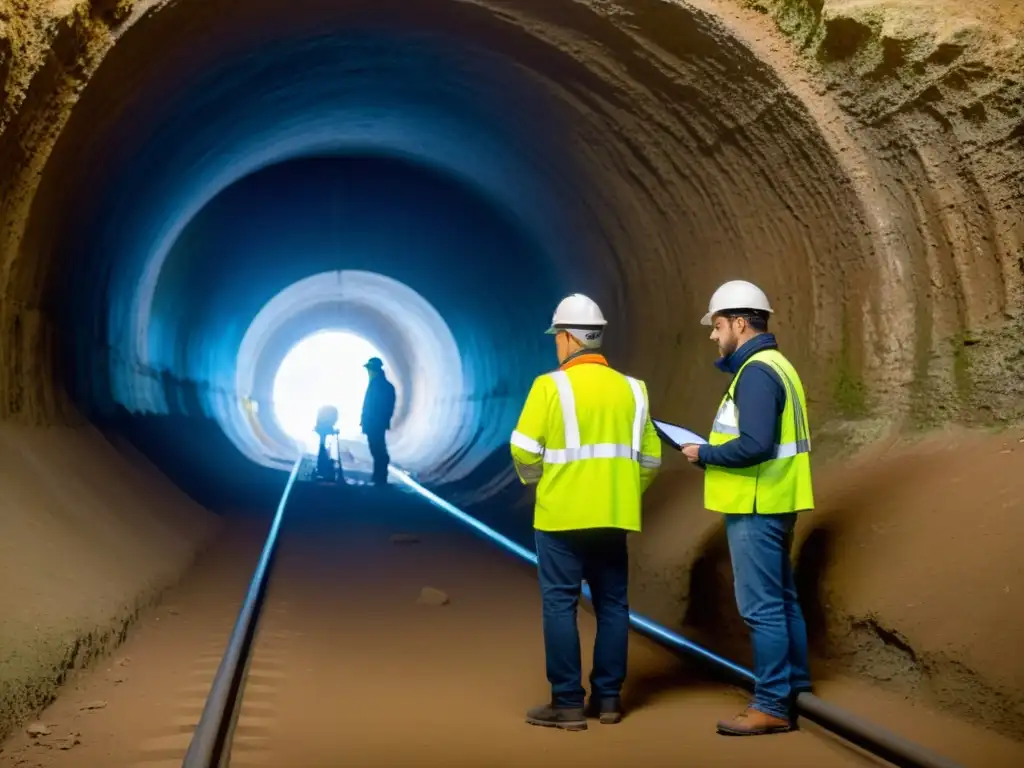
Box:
[1,0,1023,763]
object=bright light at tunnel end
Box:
[272,330,387,452]
[233,270,471,486]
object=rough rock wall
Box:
[741,0,1024,435]
[0,0,121,424]
[0,423,219,741]
[799,427,1024,739]
[0,6,218,743]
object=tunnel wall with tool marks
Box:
[1,0,1023,742]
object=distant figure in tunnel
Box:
[360,357,396,486]
[510,293,662,731]
[680,280,813,737]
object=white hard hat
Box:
[701,280,773,326]
[546,293,607,347]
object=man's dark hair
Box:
[723,309,770,332]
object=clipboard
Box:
[652,418,708,450]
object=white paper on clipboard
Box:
[652,418,708,448]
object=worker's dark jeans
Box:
[366,432,390,484]
[725,512,811,720]
[534,528,629,709]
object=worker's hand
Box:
[681,444,701,463]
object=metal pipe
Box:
[182,455,304,768]
[394,469,964,768]
[794,693,963,768]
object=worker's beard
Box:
[717,333,739,359]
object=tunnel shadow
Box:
[788,445,960,665]
[621,656,723,715]
[458,463,537,552]
[795,524,836,658]
[683,524,732,631]
[673,515,838,677]
[681,523,750,664]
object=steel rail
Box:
[181,455,304,768]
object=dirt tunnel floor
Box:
[2,484,1023,768]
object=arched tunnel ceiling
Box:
[0,0,1020,473]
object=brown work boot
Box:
[716,707,793,736]
[584,695,623,724]
[525,702,588,731]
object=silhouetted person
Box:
[360,357,396,486]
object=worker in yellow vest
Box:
[510,293,662,731]
[680,280,813,736]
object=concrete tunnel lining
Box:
[231,269,470,484]
[146,152,555,491]
[241,302,414,456]
[2,0,1024,747]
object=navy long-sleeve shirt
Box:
[361,376,396,435]
[697,333,786,469]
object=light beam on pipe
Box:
[393,466,965,768]
[390,467,755,683]
[391,440,964,768]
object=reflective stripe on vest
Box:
[510,370,652,467]
[711,363,811,460]
[762,359,811,459]
[510,431,544,454]
[546,369,645,463]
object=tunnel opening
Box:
[271,329,389,452]
[228,260,496,487]
[94,146,566,493]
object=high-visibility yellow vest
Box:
[704,349,814,514]
[510,354,662,532]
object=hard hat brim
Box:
[546,323,606,335]
[702,307,774,326]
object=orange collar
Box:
[559,353,609,371]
